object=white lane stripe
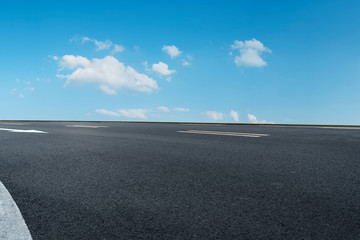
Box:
[180,131,260,137]
[0,181,32,240]
[0,128,47,134]
[178,131,260,137]
[319,127,360,130]
[178,130,269,137]
[184,130,269,136]
[65,125,108,128]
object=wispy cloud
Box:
[95,109,121,117]
[96,108,149,119]
[231,39,271,67]
[181,60,190,66]
[72,36,124,54]
[10,79,35,98]
[157,106,170,112]
[112,44,125,54]
[204,111,224,121]
[118,109,149,119]
[96,105,190,119]
[174,107,190,112]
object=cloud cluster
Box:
[231,39,271,67]
[96,106,190,119]
[162,45,182,58]
[57,55,158,95]
[96,109,149,119]
[10,79,35,98]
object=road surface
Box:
[0,122,359,239]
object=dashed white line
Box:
[0,181,32,240]
[178,130,269,138]
[319,127,360,130]
[65,125,108,128]
[0,128,47,134]
[0,123,29,126]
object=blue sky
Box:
[1,0,359,124]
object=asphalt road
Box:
[0,122,359,239]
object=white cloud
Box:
[95,109,121,117]
[143,61,150,72]
[173,107,190,112]
[152,62,176,76]
[186,54,193,60]
[80,36,112,50]
[182,60,190,66]
[73,36,124,54]
[99,85,117,95]
[96,106,188,119]
[11,80,35,98]
[112,44,125,54]
[229,110,239,122]
[57,55,158,95]
[24,87,35,92]
[93,40,112,50]
[157,106,170,112]
[204,111,224,121]
[162,45,182,58]
[96,108,149,119]
[247,114,273,124]
[182,55,193,66]
[118,109,149,119]
[60,55,90,69]
[231,39,271,67]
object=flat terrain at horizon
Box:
[0,122,359,239]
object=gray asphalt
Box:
[0,122,359,239]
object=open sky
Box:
[1,0,359,124]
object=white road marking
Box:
[0,128,47,134]
[178,130,269,138]
[180,124,215,126]
[0,123,29,126]
[0,181,32,240]
[65,125,108,128]
[319,127,360,130]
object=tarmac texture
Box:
[0,122,359,239]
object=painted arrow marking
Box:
[0,128,47,134]
[0,181,32,239]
